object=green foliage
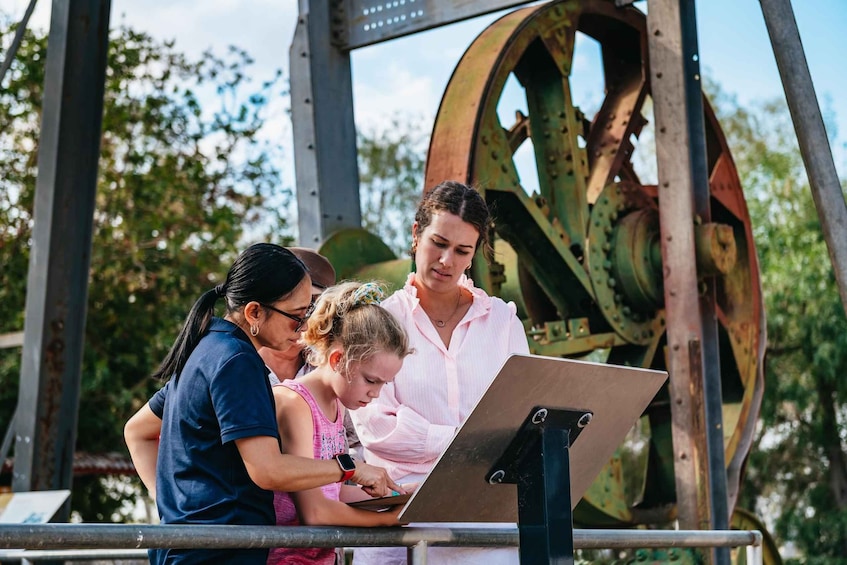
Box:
[72,476,140,524]
[708,80,847,559]
[358,115,428,256]
[0,21,291,520]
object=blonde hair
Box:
[302,281,412,373]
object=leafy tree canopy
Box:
[708,80,847,561]
[0,20,292,521]
[358,114,428,257]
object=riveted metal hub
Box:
[588,181,664,344]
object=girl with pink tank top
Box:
[269,380,345,565]
[267,282,414,565]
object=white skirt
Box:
[352,522,518,565]
[353,470,519,565]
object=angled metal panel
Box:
[338,0,538,50]
[14,0,112,520]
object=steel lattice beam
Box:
[14,0,112,521]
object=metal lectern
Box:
[399,354,668,564]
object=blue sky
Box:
[349,1,847,166]
[4,0,846,187]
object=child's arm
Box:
[274,386,403,527]
[124,402,162,496]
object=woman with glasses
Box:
[124,243,401,565]
[259,293,315,331]
[125,248,338,498]
[260,247,336,385]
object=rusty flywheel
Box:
[424,0,765,527]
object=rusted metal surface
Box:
[647,0,714,536]
[327,0,764,533]
[687,339,712,533]
[703,87,766,515]
[694,223,737,277]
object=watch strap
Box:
[335,453,356,482]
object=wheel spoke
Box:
[516,37,590,253]
[587,77,649,204]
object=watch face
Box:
[336,453,356,472]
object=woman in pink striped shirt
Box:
[351,181,530,565]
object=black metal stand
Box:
[486,407,592,565]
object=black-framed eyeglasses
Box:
[261,301,315,332]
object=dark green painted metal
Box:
[638,408,678,518]
[573,452,633,526]
[613,210,664,310]
[421,0,766,533]
[494,239,528,318]
[514,32,589,257]
[486,185,595,320]
[318,228,396,281]
[351,258,412,294]
[587,181,663,345]
[529,328,627,358]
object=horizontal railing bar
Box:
[0,548,148,560]
[578,529,762,549]
[0,525,762,551]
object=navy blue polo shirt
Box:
[149,317,279,564]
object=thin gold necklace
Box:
[430,289,462,328]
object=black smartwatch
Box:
[335,453,356,483]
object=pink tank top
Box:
[268,380,346,565]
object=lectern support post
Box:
[487,407,592,565]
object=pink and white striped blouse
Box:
[350,273,529,481]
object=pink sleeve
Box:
[351,382,455,466]
[507,301,531,355]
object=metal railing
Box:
[0,524,763,564]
